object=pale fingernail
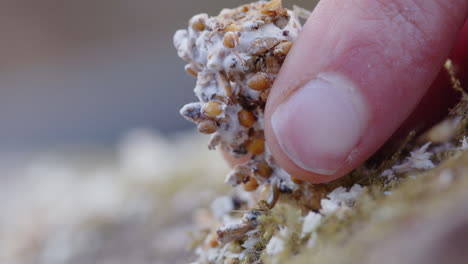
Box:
[271,72,368,175]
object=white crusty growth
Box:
[175,0,302,198]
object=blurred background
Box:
[0,0,317,151]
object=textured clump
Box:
[174,1,320,259]
[175,0,301,202]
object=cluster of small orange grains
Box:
[184,64,199,77]
[175,1,312,252]
[246,138,265,156]
[208,232,220,248]
[223,32,239,49]
[255,161,273,178]
[202,101,224,118]
[238,109,255,128]
[191,20,206,32]
[178,0,301,197]
[247,72,271,91]
[243,176,259,192]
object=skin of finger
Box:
[223,18,467,173]
[376,68,458,157]
[225,54,463,171]
[224,69,459,169]
[377,20,468,157]
[264,0,468,183]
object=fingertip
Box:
[267,72,369,180]
[265,0,468,183]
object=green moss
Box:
[288,150,468,264]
